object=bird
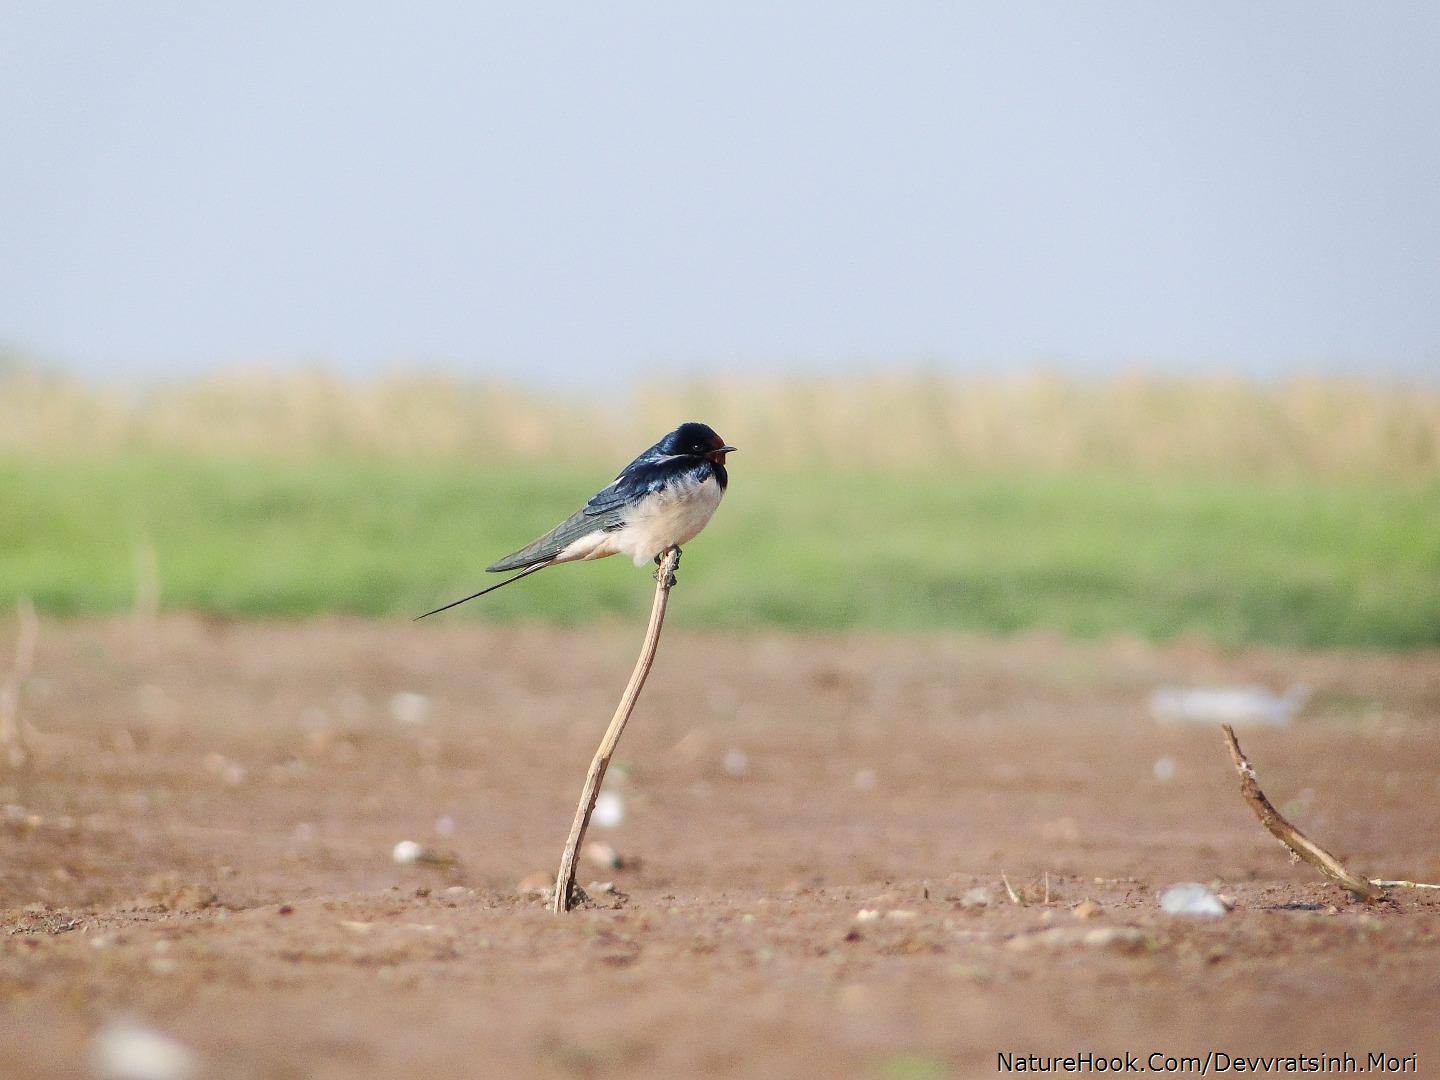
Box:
[416,421,736,619]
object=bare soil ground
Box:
[3,618,1440,1079]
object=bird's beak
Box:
[719,445,738,454]
[708,445,736,464]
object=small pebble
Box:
[1072,899,1102,920]
[91,1021,197,1080]
[585,841,624,870]
[391,840,427,865]
[1159,882,1228,917]
[389,691,431,726]
[593,791,624,828]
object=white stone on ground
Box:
[91,1021,197,1080]
[1159,882,1228,917]
[593,791,624,828]
[388,691,431,726]
[392,839,425,864]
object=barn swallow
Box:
[416,422,736,619]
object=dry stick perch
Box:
[552,546,682,914]
[1221,723,1386,901]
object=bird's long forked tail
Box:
[413,560,552,621]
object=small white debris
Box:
[884,909,918,922]
[593,791,624,828]
[391,840,425,865]
[1152,756,1177,782]
[92,1021,197,1080]
[957,886,993,909]
[388,691,431,726]
[722,747,749,777]
[585,841,623,870]
[854,909,881,922]
[1159,882,1228,917]
[1150,685,1308,727]
[853,768,877,791]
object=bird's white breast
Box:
[615,473,725,565]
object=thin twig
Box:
[552,547,681,914]
[1000,872,1024,906]
[1370,880,1440,890]
[1220,724,1385,901]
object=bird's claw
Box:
[652,547,681,587]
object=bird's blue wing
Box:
[485,447,695,572]
[484,504,626,572]
[581,458,674,517]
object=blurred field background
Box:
[4,360,1437,648]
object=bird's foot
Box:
[652,547,682,587]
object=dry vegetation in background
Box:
[4,361,1439,478]
[4,360,1437,645]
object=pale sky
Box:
[2,3,1437,383]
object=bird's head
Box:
[664,421,737,465]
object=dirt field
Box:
[3,618,1440,1079]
